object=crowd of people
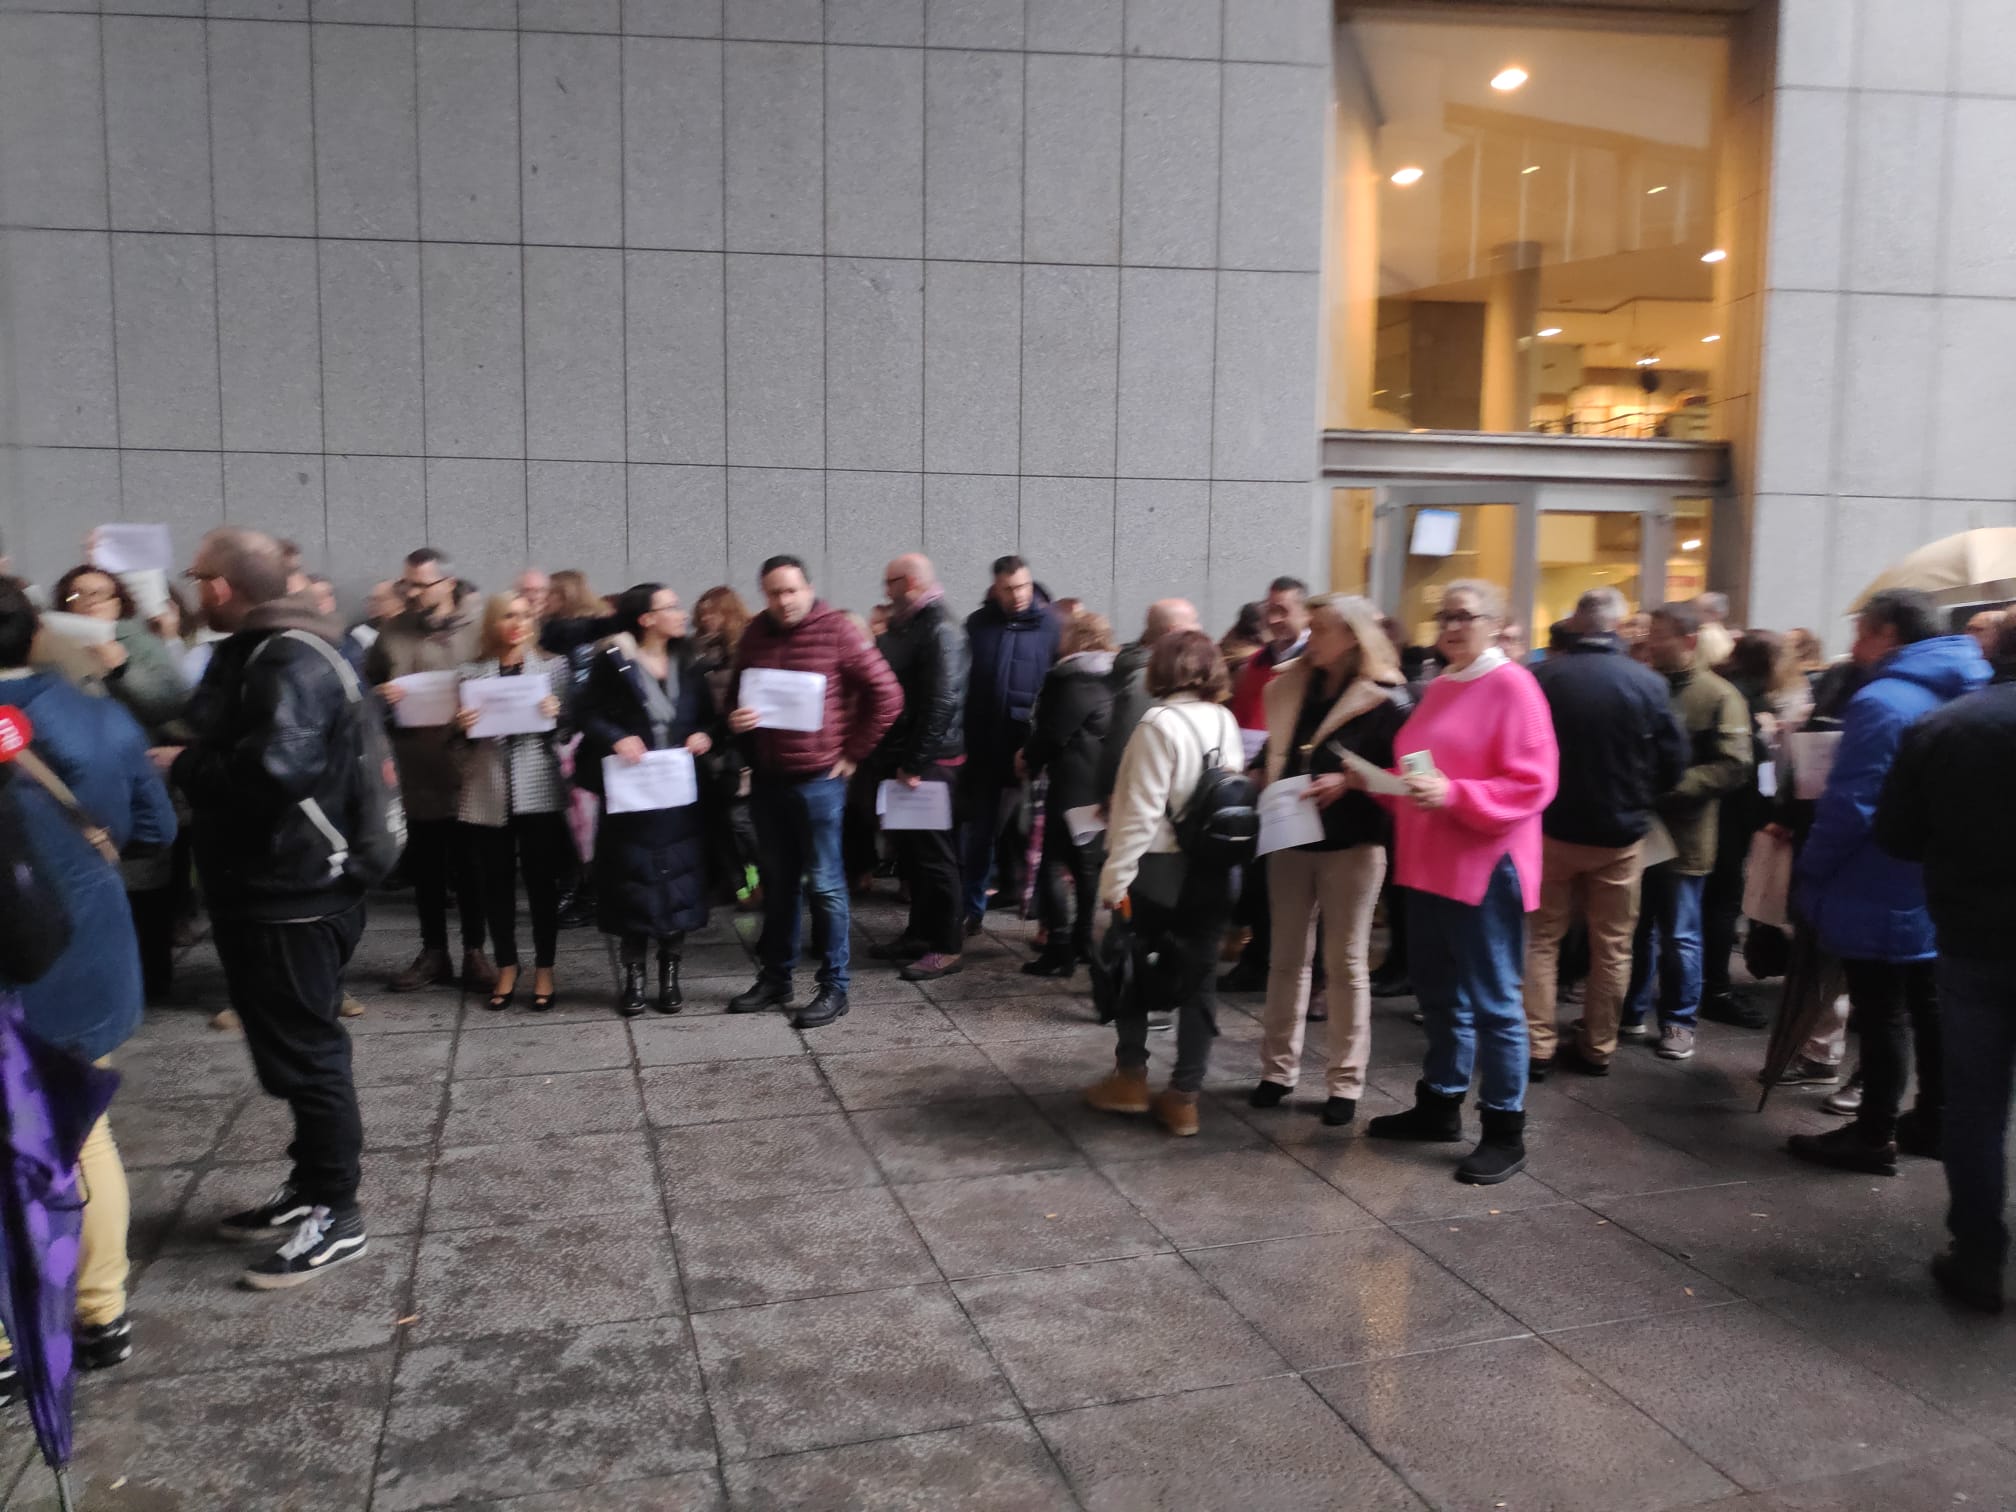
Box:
[0,523,2011,1401]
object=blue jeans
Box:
[751,773,850,993]
[1937,954,2016,1266]
[1624,862,1705,1029]
[1409,854,1529,1114]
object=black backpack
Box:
[1162,708,1260,870]
[249,629,407,888]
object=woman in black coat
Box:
[1017,611,1117,977]
[574,583,715,1016]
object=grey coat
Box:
[454,653,572,827]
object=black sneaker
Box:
[0,1357,17,1406]
[1248,1080,1292,1109]
[216,1183,315,1243]
[1932,1248,2005,1315]
[727,974,793,1014]
[76,1314,133,1372]
[1321,1096,1357,1128]
[241,1206,369,1291]
[792,985,849,1030]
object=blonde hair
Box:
[547,569,600,619]
[1059,609,1116,658]
[1442,578,1507,623]
[1307,593,1400,684]
[478,591,534,660]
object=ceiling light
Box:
[1635,356,1661,367]
[1390,166,1424,186]
[1701,248,1727,263]
[1680,538,1702,551]
[1537,327,1562,338]
[1702,334,1721,343]
[1491,66,1528,91]
[1522,165,1540,175]
[1647,185,1667,195]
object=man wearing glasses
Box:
[363,548,494,994]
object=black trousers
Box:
[213,902,368,1211]
[464,813,569,970]
[1701,815,1753,1002]
[1232,850,1271,969]
[1117,867,1236,1093]
[1035,808,1100,956]
[1844,957,1942,1139]
[890,762,964,956]
[408,816,485,955]
[127,884,178,1002]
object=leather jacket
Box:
[875,596,969,772]
[172,594,369,922]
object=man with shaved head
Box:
[159,527,375,1289]
[1099,598,1200,803]
[870,553,972,980]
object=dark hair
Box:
[1860,588,1940,648]
[991,554,1028,578]
[1267,576,1308,599]
[1994,615,2016,672]
[759,554,808,584]
[53,564,137,622]
[1229,602,1265,644]
[0,577,39,668]
[613,582,669,639]
[405,546,449,572]
[1147,628,1230,702]
[1652,600,1703,638]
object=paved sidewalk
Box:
[6,891,2012,1510]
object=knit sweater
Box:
[1386,653,1559,910]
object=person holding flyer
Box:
[573,584,715,1017]
[453,592,570,1013]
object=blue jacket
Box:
[1795,636,1990,962]
[3,672,176,1061]
[964,591,1059,776]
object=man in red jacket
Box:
[726,555,902,1029]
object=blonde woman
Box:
[1250,596,1412,1126]
[455,592,571,1011]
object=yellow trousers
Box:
[0,1067,129,1346]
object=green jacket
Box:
[1655,663,1753,876]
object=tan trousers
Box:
[1260,845,1385,1097]
[0,1082,129,1344]
[1524,837,1644,1065]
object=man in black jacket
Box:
[1874,625,2016,1313]
[161,528,372,1290]
[1525,588,1689,1077]
[1098,598,1199,804]
[872,553,971,981]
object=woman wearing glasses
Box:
[49,566,189,734]
[1356,581,1558,1184]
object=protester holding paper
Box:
[574,583,714,1017]
[49,565,188,735]
[365,548,493,995]
[1354,580,1557,1186]
[1017,611,1116,979]
[453,593,571,1012]
[1249,596,1411,1128]
[728,556,902,1029]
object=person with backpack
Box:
[1083,629,1253,1138]
[158,528,380,1289]
[1355,580,1558,1185]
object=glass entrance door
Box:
[1533,510,1644,647]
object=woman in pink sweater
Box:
[1355,580,1558,1184]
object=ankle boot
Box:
[1456,1107,1527,1185]
[655,949,683,1014]
[1083,1063,1151,1114]
[1152,1088,1200,1137]
[616,961,647,1018]
[1366,1081,1465,1143]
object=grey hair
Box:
[1442,578,1507,623]
[1575,587,1627,633]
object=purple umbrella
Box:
[0,994,119,1512]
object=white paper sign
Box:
[1240,727,1267,763]
[90,522,173,575]
[390,670,460,729]
[603,748,698,813]
[1757,759,1778,800]
[1341,749,1410,796]
[1789,731,1841,801]
[1640,818,1679,869]
[1256,775,1326,856]
[1063,804,1107,846]
[461,676,556,738]
[877,779,953,831]
[119,567,171,620]
[40,611,115,647]
[739,667,827,732]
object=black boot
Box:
[1931,1247,2005,1315]
[1248,1080,1292,1109]
[616,961,647,1018]
[1365,1081,1464,1143]
[1457,1107,1527,1185]
[728,972,793,1014]
[792,982,849,1030]
[655,949,683,1014]
[1021,943,1077,978]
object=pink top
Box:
[1387,657,1559,910]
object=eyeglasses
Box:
[63,585,118,606]
[1434,610,1486,628]
[400,577,448,595]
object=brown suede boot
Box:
[1084,1063,1151,1114]
[462,948,500,993]
[388,947,453,994]
[1152,1089,1200,1137]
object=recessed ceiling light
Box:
[1702,334,1721,343]
[1491,66,1528,91]
[1647,185,1667,195]
[1390,166,1425,186]
[1635,356,1661,367]
[1537,327,1563,338]
[1701,248,1728,263]
[1680,538,1702,551]
[1522,165,1540,175]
